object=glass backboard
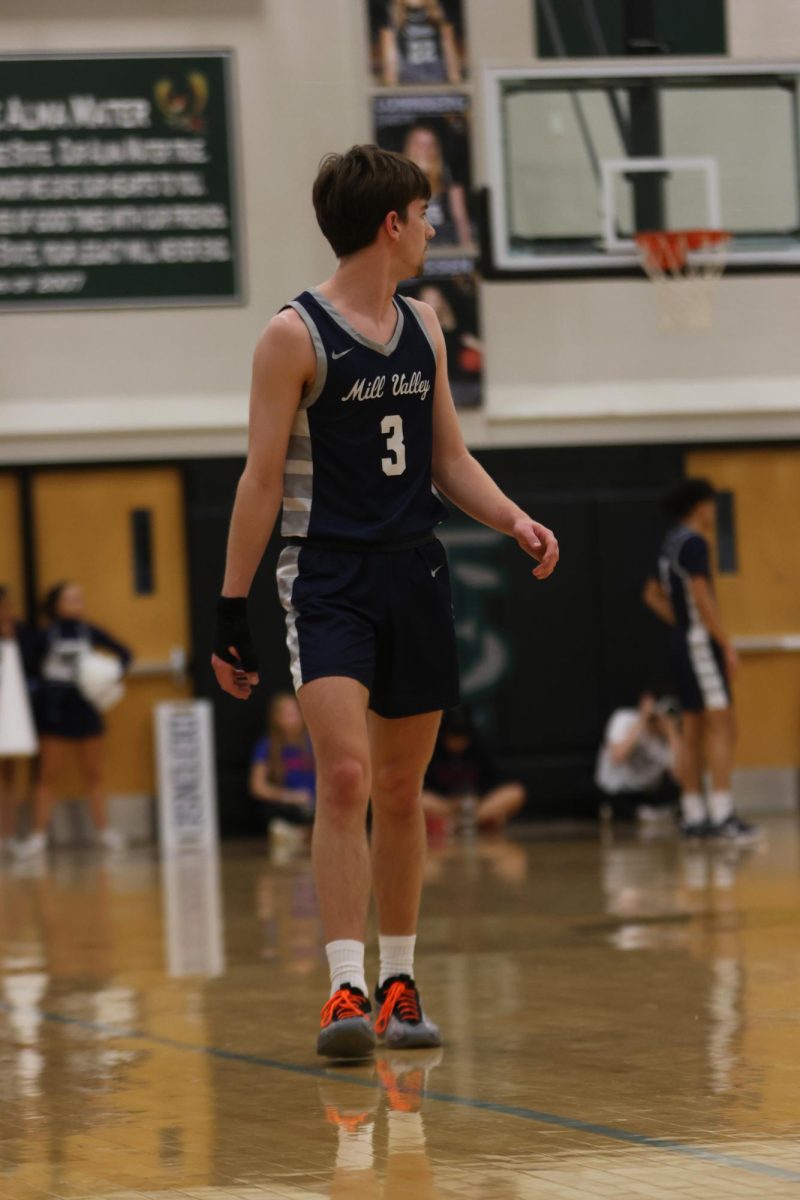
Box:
[485,62,800,274]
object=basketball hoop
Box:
[635,229,729,331]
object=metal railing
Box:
[127,646,188,680]
[733,635,800,654]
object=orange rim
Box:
[635,229,730,272]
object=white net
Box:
[635,230,729,332]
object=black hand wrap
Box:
[214,596,259,674]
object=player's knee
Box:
[373,763,421,813]
[683,718,703,747]
[37,763,60,787]
[508,782,526,813]
[321,757,369,811]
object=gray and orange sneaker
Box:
[317,985,376,1059]
[374,975,441,1050]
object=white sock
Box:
[680,792,706,825]
[326,939,367,996]
[708,790,734,824]
[387,1110,426,1153]
[335,1121,375,1171]
[379,934,416,987]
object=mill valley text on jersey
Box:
[280,289,445,544]
[341,371,431,405]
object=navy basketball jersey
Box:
[280,288,446,544]
[397,8,447,85]
[658,525,712,631]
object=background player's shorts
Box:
[669,628,731,713]
[276,536,460,719]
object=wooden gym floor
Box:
[1,815,799,1199]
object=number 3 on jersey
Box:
[381,414,407,477]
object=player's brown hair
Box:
[312,144,431,258]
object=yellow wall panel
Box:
[686,449,800,769]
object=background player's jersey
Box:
[397,8,447,84]
[280,289,446,544]
[658,525,712,631]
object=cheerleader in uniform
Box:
[14,581,132,859]
[0,586,38,856]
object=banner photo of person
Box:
[373,93,476,254]
[399,258,483,408]
[368,0,468,85]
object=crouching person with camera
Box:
[595,689,682,826]
[13,582,132,861]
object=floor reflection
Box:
[0,818,799,1198]
[321,1049,443,1199]
[162,847,225,978]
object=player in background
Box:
[643,479,758,844]
[212,144,558,1058]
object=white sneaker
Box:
[636,805,673,824]
[11,831,47,860]
[97,828,127,851]
[269,818,304,845]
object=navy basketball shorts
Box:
[669,628,731,714]
[276,536,460,719]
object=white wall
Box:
[2,0,800,461]
[0,0,366,461]
[727,0,800,58]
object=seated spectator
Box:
[595,689,682,822]
[422,706,525,836]
[250,693,315,839]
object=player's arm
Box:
[417,301,558,580]
[642,577,676,626]
[608,696,652,765]
[608,719,645,766]
[659,712,683,782]
[249,761,289,803]
[379,26,399,85]
[440,21,461,83]
[249,760,307,806]
[212,312,314,700]
[689,575,738,676]
[448,182,473,249]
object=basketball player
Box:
[643,479,758,843]
[212,144,559,1058]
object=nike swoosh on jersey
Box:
[331,348,353,360]
[431,565,443,577]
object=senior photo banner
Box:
[368,0,468,86]
[373,92,476,256]
[399,257,483,408]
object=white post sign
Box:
[155,699,219,851]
